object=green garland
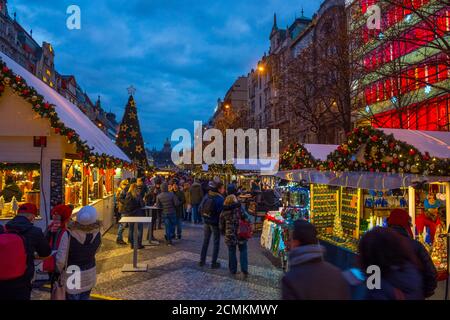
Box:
[279,127,450,176]
[0,61,133,170]
[279,143,317,171]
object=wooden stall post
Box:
[408,186,416,239]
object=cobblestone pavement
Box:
[33,222,283,300]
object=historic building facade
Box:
[0,0,119,139]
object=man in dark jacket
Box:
[0,203,51,300]
[282,220,351,300]
[190,180,204,224]
[387,209,438,298]
[199,181,224,269]
[156,182,180,245]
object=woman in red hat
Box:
[44,204,73,298]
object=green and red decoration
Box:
[279,143,317,171]
[0,60,133,170]
[279,127,449,176]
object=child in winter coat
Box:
[56,206,101,300]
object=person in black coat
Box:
[281,220,351,300]
[359,227,425,300]
[387,209,438,298]
[124,183,145,249]
[0,203,51,300]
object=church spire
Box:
[273,13,278,30]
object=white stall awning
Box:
[304,144,339,161]
[0,52,130,162]
[381,128,450,159]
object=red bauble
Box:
[328,161,335,169]
[2,66,9,73]
[370,135,379,142]
[44,103,50,109]
[353,128,359,134]
[409,149,416,156]
[381,163,387,169]
[54,128,61,134]
[392,158,399,164]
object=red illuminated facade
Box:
[350,0,450,131]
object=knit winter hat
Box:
[18,203,38,216]
[76,206,98,226]
[388,208,413,238]
[51,205,73,223]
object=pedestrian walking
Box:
[115,179,129,245]
[281,220,350,300]
[0,203,51,300]
[358,227,424,300]
[124,183,145,249]
[156,182,180,245]
[190,179,204,224]
[183,182,192,222]
[219,195,252,276]
[172,183,185,240]
[199,181,224,269]
[56,206,101,300]
[387,209,437,298]
[43,205,73,297]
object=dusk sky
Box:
[9,0,320,149]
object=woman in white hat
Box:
[56,205,101,300]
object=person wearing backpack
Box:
[219,195,252,276]
[199,181,224,269]
[0,203,51,300]
[56,206,102,300]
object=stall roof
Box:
[0,52,130,162]
[381,128,450,159]
[304,144,339,161]
[276,169,450,190]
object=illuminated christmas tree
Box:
[431,225,448,272]
[333,211,345,241]
[116,86,149,175]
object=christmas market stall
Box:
[260,143,336,268]
[0,52,132,232]
[275,127,450,274]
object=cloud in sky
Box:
[8,0,321,148]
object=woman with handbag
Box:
[44,205,73,300]
[56,206,101,300]
[219,195,252,276]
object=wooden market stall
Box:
[0,52,132,233]
[274,128,450,273]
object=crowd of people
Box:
[0,203,101,300]
[0,173,442,301]
[113,175,253,275]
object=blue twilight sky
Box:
[9,0,319,149]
